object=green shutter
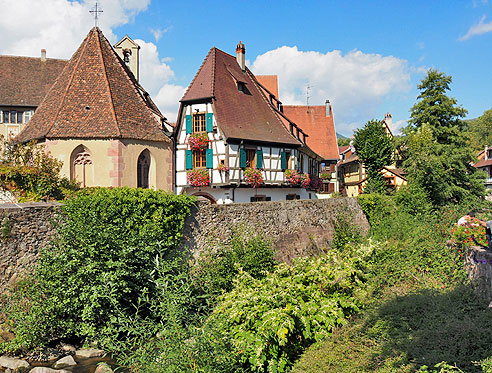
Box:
[206,149,213,169]
[280,151,286,170]
[206,113,213,132]
[185,115,192,134]
[256,149,263,169]
[185,150,192,169]
[240,148,247,168]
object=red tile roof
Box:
[16,27,169,143]
[256,75,279,99]
[474,159,492,168]
[282,105,339,160]
[0,55,66,107]
[338,145,350,154]
[181,47,300,146]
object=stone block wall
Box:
[0,202,60,291]
[0,198,369,291]
[182,197,369,263]
[465,246,492,303]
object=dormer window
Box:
[237,81,246,93]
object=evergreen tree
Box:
[404,69,484,205]
[353,119,393,194]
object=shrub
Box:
[0,188,195,352]
[331,214,362,250]
[195,229,276,296]
[203,252,367,372]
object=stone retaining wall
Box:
[182,197,369,263]
[0,197,369,291]
[465,245,492,303]
[0,202,60,291]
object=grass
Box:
[292,198,492,373]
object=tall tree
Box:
[353,119,393,194]
[466,108,492,151]
[404,69,484,205]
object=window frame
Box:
[192,112,207,133]
[193,149,207,169]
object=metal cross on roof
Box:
[89,3,103,27]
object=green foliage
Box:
[331,214,362,250]
[466,108,492,151]
[337,137,351,147]
[0,138,79,200]
[0,188,195,353]
[204,250,369,372]
[403,69,485,206]
[353,119,393,194]
[195,228,276,296]
[451,216,489,249]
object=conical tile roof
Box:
[16,27,169,143]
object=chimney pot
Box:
[325,100,331,117]
[236,41,245,71]
[41,49,46,62]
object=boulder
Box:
[52,356,76,369]
[94,362,113,373]
[75,348,105,358]
[59,344,76,354]
[29,368,71,373]
[0,356,30,370]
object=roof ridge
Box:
[181,47,215,101]
[46,28,93,137]
[96,28,121,137]
[0,55,67,62]
[211,48,216,97]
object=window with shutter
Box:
[256,150,263,169]
[206,149,213,169]
[240,148,247,168]
[185,115,192,134]
[206,113,213,132]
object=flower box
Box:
[187,168,210,187]
[187,133,210,151]
[244,167,264,188]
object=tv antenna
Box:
[90,3,103,27]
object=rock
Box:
[0,356,30,370]
[75,348,105,358]
[59,344,76,354]
[52,356,76,369]
[27,347,62,363]
[29,368,71,373]
[94,362,113,373]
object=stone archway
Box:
[191,192,217,204]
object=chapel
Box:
[15,27,173,190]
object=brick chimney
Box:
[41,49,46,62]
[325,100,332,117]
[236,41,245,71]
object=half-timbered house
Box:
[174,42,322,203]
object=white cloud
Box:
[0,0,182,122]
[252,46,411,135]
[136,39,186,122]
[459,15,492,41]
[0,0,150,58]
[150,26,171,42]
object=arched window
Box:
[137,150,150,188]
[71,145,94,187]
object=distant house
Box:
[0,51,66,139]
[473,146,492,190]
[15,27,173,190]
[174,42,323,203]
[338,113,406,196]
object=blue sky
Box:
[1,0,492,136]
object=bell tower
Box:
[114,35,140,81]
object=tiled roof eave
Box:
[225,136,301,147]
[179,95,215,103]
